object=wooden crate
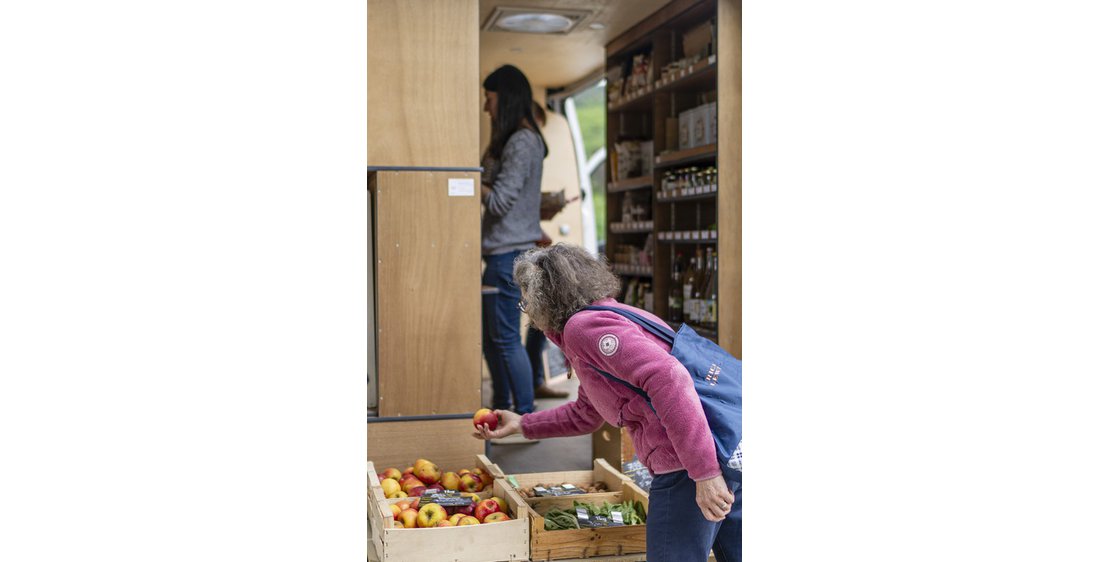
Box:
[368,460,529,562]
[367,456,505,506]
[526,481,650,561]
[507,458,635,502]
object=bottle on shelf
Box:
[703,250,718,330]
[682,250,703,324]
[621,192,633,224]
[668,254,685,322]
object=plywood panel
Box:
[373,170,482,416]
[367,0,479,167]
[366,418,484,469]
[368,184,377,412]
[717,0,741,358]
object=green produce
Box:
[542,500,647,530]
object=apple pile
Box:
[376,458,495,498]
[388,496,513,528]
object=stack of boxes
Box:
[679,100,717,151]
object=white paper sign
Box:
[448,178,475,197]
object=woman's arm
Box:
[564,312,721,482]
[473,388,604,441]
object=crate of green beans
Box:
[525,481,650,560]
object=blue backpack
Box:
[580,305,742,475]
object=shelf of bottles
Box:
[610,220,654,234]
[657,165,718,202]
[664,248,719,338]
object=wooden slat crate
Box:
[525,481,650,561]
[367,459,528,562]
[507,458,634,503]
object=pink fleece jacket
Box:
[519,298,721,481]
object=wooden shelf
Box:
[655,144,717,168]
[608,175,654,193]
[657,231,718,244]
[610,85,654,112]
[610,221,654,234]
[612,263,653,277]
[655,56,717,94]
[657,186,718,203]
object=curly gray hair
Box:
[513,244,621,332]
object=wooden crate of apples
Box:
[367,453,529,562]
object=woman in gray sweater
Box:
[479,65,548,418]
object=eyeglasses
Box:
[517,299,528,313]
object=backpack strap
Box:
[580,305,675,345]
[589,366,657,415]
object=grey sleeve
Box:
[485,133,533,218]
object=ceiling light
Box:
[498,13,573,34]
[483,7,591,35]
[588,22,606,30]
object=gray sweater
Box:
[481,128,545,256]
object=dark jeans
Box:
[646,470,741,562]
[481,251,534,414]
[525,326,548,389]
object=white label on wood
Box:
[448,178,475,197]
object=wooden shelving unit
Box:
[604,0,722,341]
[607,175,654,193]
[655,143,717,168]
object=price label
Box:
[611,511,624,525]
[561,484,577,490]
[576,507,589,521]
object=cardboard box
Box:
[692,105,708,147]
[679,109,695,150]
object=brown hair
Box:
[513,244,621,332]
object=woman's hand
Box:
[695,475,735,522]
[472,410,522,440]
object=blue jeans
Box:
[481,251,534,414]
[647,470,741,562]
[525,326,548,389]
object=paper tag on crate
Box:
[417,489,472,507]
[611,511,625,525]
[576,507,590,522]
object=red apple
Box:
[441,472,461,491]
[473,408,499,431]
[490,497,508,513]
[482,512,509,523]
[474,498,502,522]
[381,468,402,481]
[456,516,480,526]
[380,478,401,497]
[436,520,453,527]
[406,485,426,497]
[414,461,442,485]
[448,513,466,526]
[417,503,448,528]
[401,477,423,494]
[398,509,419,528]
[427,483,445,492]
[458,473,482,493]
[472,468,494,488]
